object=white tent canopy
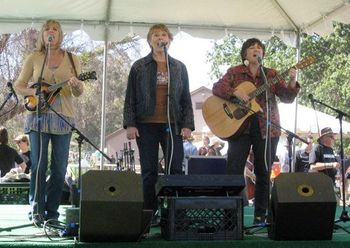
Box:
[0,0,349,42]
[279,103,350,134]
[1,0,350,164]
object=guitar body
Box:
[202,81,261,139]
[24,83,60,112]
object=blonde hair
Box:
[146,24,173,48]
[35,20,63,52]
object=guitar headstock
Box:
[294,56,316,70]
[78,71,97,81]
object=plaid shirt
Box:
[212,64,300,138]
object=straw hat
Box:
[317,127,336,142]
[14,134,29,143]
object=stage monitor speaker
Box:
[268,172,337,240]
[185,155,226,175]
[79,170,145,242]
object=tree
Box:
[299,23,350,121]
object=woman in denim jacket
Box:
[123,24,194,219]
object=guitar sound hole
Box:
[233,108,248,119]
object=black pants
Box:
[226,115,279,218]
[136,123,184,213]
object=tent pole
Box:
[292,30,302,172]
[99,0,112,169]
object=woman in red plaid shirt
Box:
[212,38,300,224]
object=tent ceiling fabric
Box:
[0,0,349,42]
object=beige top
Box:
[15,50,82,117]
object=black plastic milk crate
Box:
[160,196,243,240]
[0,182,30,204]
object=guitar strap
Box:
[67,51,78,77]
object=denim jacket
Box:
[123,53,195,132]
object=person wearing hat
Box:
[309,127,340,183]
[0,126,27,176]
[14,134,31,174]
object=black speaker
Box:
[79,170,145,242]
[268,172,337,240]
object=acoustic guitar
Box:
[202,57,315,139]
[24,71,97,112]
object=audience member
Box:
[295,135,313,172]
[198,136,210,156]
[309,127,340,183]
[183,136,198,158]
[0,126,27,175]
[207,139,225,156]
[14,134,32,174]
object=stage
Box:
[0,204,350,248]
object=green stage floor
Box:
[1,204,350,248]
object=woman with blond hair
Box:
[14,20,84,226]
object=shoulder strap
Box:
[67,51,78,77]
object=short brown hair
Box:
[146,24,173,47]
[0,126,8,145]
[240,38,265,64]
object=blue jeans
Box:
[226,115,278,218]
[136,123,184,213]
[29,131,72,220]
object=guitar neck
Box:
[47,79,69,92]
[248,68,290,100]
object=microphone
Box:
[48,35,54,43]
[7,81,15,94]
[308,94,314,101]
[256,55,262,64]
[7,81,18,101]
[308,93,316,109]
[158,41,168,48]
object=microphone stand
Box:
[30,44,49,222]
[261,60,273,230]
[163,45,179,175]
[0,92,13,115]
[311,97,350,223]
[236,98,308,234]
[43,100,112,206]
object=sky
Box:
[139,32,216,91]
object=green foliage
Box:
[299,23,350,122]
[207,34,297,80]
